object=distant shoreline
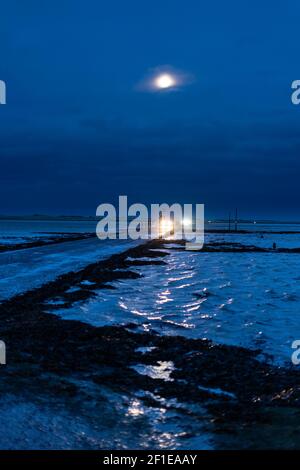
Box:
[1,215,300,225]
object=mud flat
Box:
[0,232,96,253]
[1,239,300,448]
[166,239,300,252]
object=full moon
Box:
[154,73,176,89]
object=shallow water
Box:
[53,238,300,366]
[0,219,98,248]
[0,386,213,450]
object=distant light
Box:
[182,217,192,227]
[160,217,174,235]
[154,73,176,89]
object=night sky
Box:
[1,0,300,218]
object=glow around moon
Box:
[136,66,194,93]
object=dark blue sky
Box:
[1,0,300,218]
